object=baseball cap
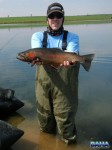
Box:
[47,3,64,16]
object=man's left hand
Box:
[60,60,76,66]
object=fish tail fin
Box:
[81,54,95,72]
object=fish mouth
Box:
[16,53,27,61]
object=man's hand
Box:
[29,58,43,67]
[60,60,76,66]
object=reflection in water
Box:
[1,112,25,127]
[93,56,112,63]
[0,24,112,149]
[0,33,17,52]
[12,131,91,150]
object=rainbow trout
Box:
[17,48,95,71]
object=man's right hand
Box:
[29,58,43,67]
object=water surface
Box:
[0,24,112,150]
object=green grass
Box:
[0,16,46,24]
[0,14,112,28]
[65,14,112,21]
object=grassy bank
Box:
[0,14,112,28]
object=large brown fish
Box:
[17,48,95,71]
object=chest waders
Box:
[35,30,80,141]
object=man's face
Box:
[47,12,63,30]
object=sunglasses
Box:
[48,13,63,19]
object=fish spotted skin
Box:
[17,48,95,72]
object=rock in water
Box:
[0,88,24,115]
[0,97,24,115]
[0,120,24,150]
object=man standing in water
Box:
[31,2,80,144]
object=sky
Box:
[0,0,112,17]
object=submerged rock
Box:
[0,88,24,115]
[0,88,15,100]
[0,120,24,150]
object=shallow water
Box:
[0,24,112,150]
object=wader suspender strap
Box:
[62,30,68,50]
[42,30,68,50]
[43,31,48,48]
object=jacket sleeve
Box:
[31,32,43,48]
[66,32,79,54]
